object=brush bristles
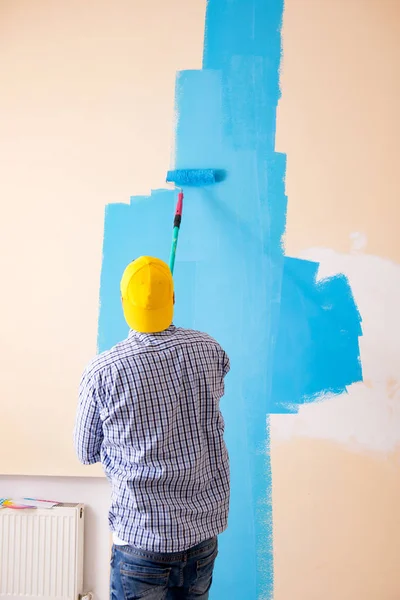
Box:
[166,169,216,187]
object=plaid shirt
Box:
[74,325,230,553]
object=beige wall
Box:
[277,0,400,262]
[0,0,206,476]
[271,437,400,600]
[273,1,400,598]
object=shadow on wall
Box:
[97,0,363,598]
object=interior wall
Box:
[272,1,400,598]
[278,0,400,263]
[0,0,206,476]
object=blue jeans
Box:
[110,537,218,600]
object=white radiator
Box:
[0,503,84,600]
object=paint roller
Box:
[166,169,224,273]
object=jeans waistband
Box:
[114,537,217,563]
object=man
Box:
[74,256,230,599]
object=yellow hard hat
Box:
[120,256,174,333]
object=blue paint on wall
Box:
[270,258,363,413]
[98,0,363,598]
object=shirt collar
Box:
[128,324,177,345]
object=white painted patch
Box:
[270,248,400,453]
[349,231,367,253]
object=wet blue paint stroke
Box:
[98,0,363,598]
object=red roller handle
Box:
[175,192,183,217]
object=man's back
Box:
[75,325,230,553]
